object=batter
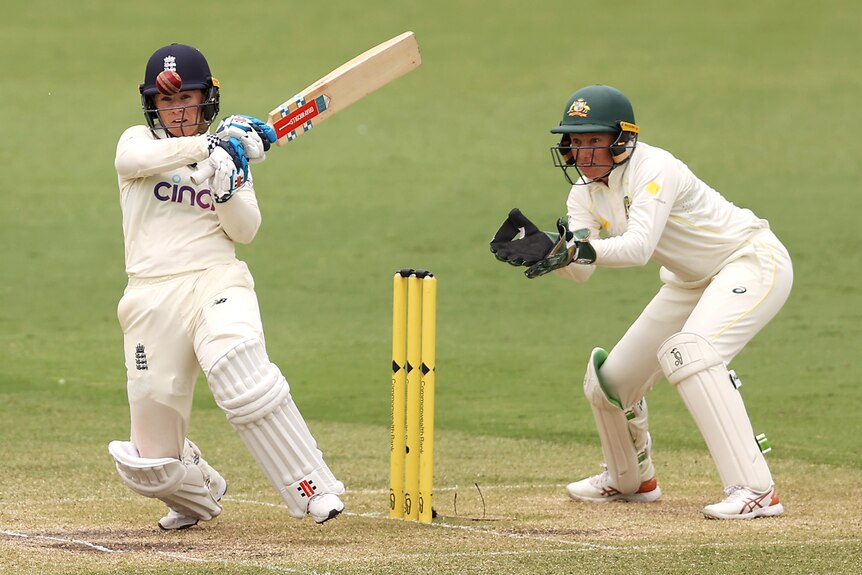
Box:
[108,43,345,530]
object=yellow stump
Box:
[404,273,423,520]
[389,272,408,519]
[418,275,436,523]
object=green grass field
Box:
[2,1,861,573]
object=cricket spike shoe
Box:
[566,467,661,503]
[307,492,344,524]
[702,484,784,520]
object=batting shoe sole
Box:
[703,484,784,520]
[566,472,661,503]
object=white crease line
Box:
[343,483,565,496]
[1,530,330,575]
[1,530,123,554]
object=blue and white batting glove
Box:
[209,146,250,203]
[215,115,277,163]
[207,134,249,178]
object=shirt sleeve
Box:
[553,186,600,282]
[215,178,261,244]
[591,155,680,267]
[115,126,210,179]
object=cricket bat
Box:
[190,31,421,185]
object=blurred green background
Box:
[1,0,860,497]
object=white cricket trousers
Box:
[117,261,263,459]
[599,229,793,406]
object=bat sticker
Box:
[273,95,331,140]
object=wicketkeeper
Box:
[108,43,345,530]
[490,85,793,519]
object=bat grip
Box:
[189,162,215,185]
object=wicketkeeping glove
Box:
[215,115,277,163]
[489,208,559,267]
[524,216,596,278]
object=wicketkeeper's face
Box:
[567,132,616,181]
[154,89,207,137]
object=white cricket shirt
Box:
[563,142,769,284]
[114,126,260,278]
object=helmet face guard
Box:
[549,85,640,185]
[139,44,220,137]
[551,121,639,185]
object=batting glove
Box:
[524,216,595,279]
[208,147,250,203]
[215,115,277,163]
[207,134,249,178]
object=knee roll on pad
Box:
[108,439,223,520]
[582,347,654,494]
[207,338,344,518]
[657,332,772,491]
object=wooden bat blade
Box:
[190,32,421,185]
[268,31,421,144]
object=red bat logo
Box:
[273,100,322,139]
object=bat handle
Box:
[189,162,215,185]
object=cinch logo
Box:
[153,177,215,212]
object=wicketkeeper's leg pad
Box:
[583,347,655,495]
[658,332,772,492]
[206,338,344,519]
[108,439,224,521]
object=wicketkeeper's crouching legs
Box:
[658,332,783,519]
[205,337,345,523]
[566,347,661,503]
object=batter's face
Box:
[570,132,616,182]
[154,89,206,137]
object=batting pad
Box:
[108,439,223,520]
[658,332,772,492]
[583,347,654,494]
[206,338,344,518]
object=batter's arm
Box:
[115,126,209,180]
[214,180,261,245]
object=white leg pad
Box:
[206,338,344,519]
[583,347,655,495]
[108,439,223,520]
[658,332,772,491]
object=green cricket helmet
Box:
[549,85,640,184]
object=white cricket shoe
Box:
[566,468,661,503]
[703,484,784,520]
[158,473,228,531]
[307,492,344,524]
